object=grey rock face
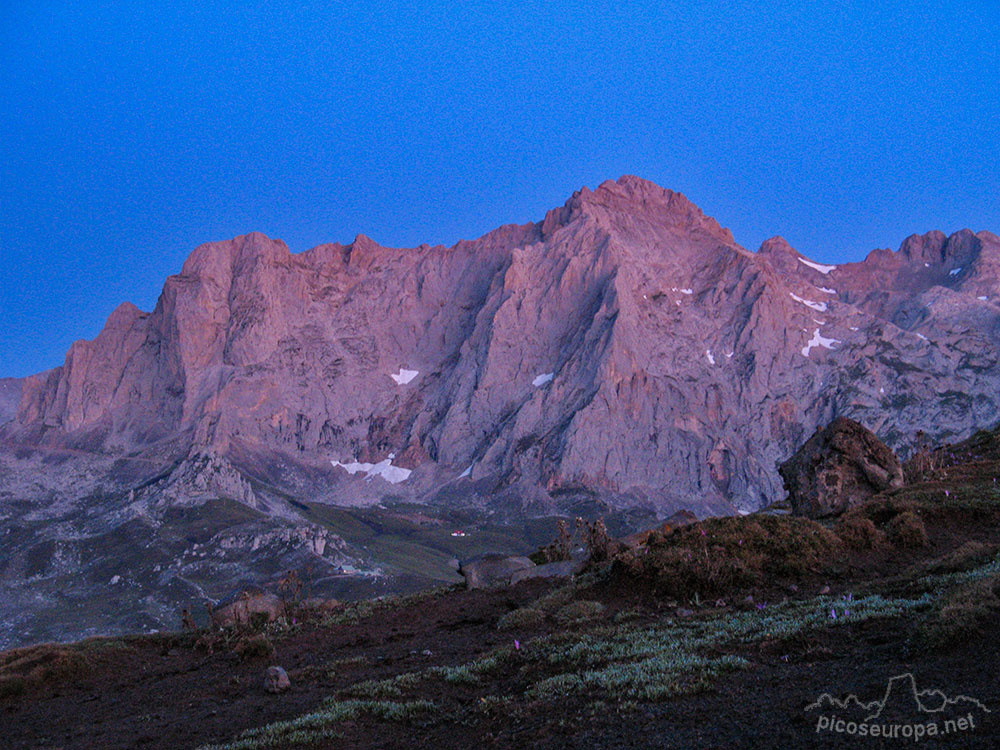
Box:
[0,378,23,427]
[779,417,904,518]
[3,177,1000,519]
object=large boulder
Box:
[664,509,698,527]
[779,417,904,518]
[509,558,586,584]
[458,554,535,589]
[263,665,291,694]
[211,586,285,627]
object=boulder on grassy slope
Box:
[459,554,535,589]
[664,509,699,527]
[779,417,904,518]
[211,586,285,627]
[510,558,586,584]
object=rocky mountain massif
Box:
[2,176,999,646]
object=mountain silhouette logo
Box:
[807,672,990,731]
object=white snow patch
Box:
[789,292,828,312]
[801,328,841,357]
[459,464,473,478]
[726,352,734,358]
[798,258,836,274]
[924,263,930,267]
[680,288,693,295]
[818,287,837,295]
[332,455,412,484]
[916,333,928,341]
[390,368,419,385]
[949,267,962,276]
[880,387,885,394]
[705,350,715,365]
[849,326,859,331]
[813,318,825,325]
[978,295,988,301]
[532,372,554,387]
[109,575,121,585]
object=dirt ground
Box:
[1,577,998,749]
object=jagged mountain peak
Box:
[180,231,292,281]
[898,228,981,267]
[555,175,736,245]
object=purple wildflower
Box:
[514,640,521,651]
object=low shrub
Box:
[924,541,997,574]
[834,515,886,550]
[497,607,545,631]
[532,586,575,615]
[233,634,275,661]
[615,514,841,598]
[918,575,1000,648]
[887,511,928,548]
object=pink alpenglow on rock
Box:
[3,178,1000,518]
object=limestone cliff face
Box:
[0,378,23,428]
[6,177,1000,514]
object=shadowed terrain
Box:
[4,428,1000,748]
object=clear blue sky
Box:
[2,1,998,378]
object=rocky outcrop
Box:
[263,666,291,693]
[3,177,1000,517]
[665,510,699,527]
[0,378,23,428]
[459,554,535,589]
[509,558,586,584]
[779,417,904,518]
[211,587,286,627]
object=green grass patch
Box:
[196,700,436,750]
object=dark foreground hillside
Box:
[4,430,1000,749]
